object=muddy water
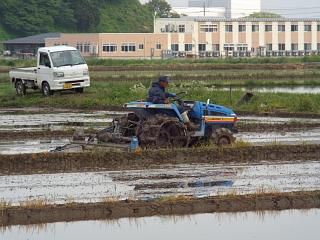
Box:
[220,86,320,94]
[0,110,120,131]
[0,139,71,155]
[1,209,320,240]
[1,161,319,204]
[240,115,320,123]
[237,128,320,145]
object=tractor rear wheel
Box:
[211,128,235,146]
[137,115,189,149]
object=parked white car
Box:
[9,46,90,96]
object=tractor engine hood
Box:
[189,101,237,120]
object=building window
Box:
[171,44,179,52]
[318,25,320,31]
[224,44,234,51]
[198,44,206,52]
[121,43,136,52]
[252,25,259,32]
[278,25,285,32]
[291,25,298,32]
[237,44,248,51]
[212,44,220,51]
[304,24,312,31]
[156,43,161,50]
[103,44,117,52]
[291,43,298,51]
[278,43,285,51]
[318,43,320,50]
[265,25,272,32]
[266,44,272,51]
[138,44,144,50]
[238,25,246,32]
[200,24,218,32]
[83,43,90,53]
[225,25,233,32]
[304,43,312,51]
[185,44,193,52]
[76,43,83,52]
[179,25,185,33]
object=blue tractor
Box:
[98,92,238,148]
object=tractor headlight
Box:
[54,72,64,78]
[83,69,89,76]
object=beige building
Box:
[45,17,320,59]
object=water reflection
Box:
[1,209,319,240]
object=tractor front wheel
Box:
[211,128,235,146]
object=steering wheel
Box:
[171,91,188,105]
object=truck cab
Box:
[9,46,90,96]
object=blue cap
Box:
[159,75,171,83]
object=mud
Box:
[0,144,320,175]
[1,121,319,142]
[1,191,320,227]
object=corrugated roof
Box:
[3,33,60,44]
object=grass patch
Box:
[85,56,320,66]
[19,199,49,209]
[1,80,320,113]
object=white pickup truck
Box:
[9,46,90,96]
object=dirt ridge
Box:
[1,191,320,227]
[0,144,320,176]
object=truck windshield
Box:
[50,50,86,68]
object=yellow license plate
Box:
[63,83,73,89]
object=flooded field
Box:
[0,139,71,155]
[1,108,320,155]
[237,128,320,145]
[1,161,319,204]
[219,86,320,94]
[1,209,319,240]
[0,110,116,131]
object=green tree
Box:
[70,0,101,32]
[248,12,282,18]
[0,0,75,36]
[146,0,179,18]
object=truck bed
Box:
[9,67,37,81]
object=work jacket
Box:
[147,81,175,104]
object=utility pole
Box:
[203,1,206,16]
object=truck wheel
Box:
[15,81,26,96]
[42,82,53,97]
[75,88,84,94]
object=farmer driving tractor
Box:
[147,75,197,130]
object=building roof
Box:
[39,45,77,53]
[158,17,320,22]
[3,33,61,45]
